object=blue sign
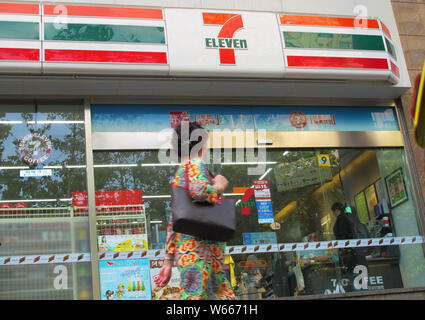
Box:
[243,232,277,245]
[91,105,399,133]
[256,200,274,224]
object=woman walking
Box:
[154,121,235,300]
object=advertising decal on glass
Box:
[150,259,181,300]
[253,179,274,224]
[98,235,148,253]
[99,258,152,300]
[18,132,53,166]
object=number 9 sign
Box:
[317,154,331,167]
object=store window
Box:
[0,102,92,300]
[91,104,425,299]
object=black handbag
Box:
[171,162,236,242]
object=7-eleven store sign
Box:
[165,9,284,77]
[202,13,247,65]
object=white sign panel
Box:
[166,8,285,78]
[20,169,52,177]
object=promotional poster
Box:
[99,258,152,300]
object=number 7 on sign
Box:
[203,13,245,65]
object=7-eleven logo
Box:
[203,12,247,65]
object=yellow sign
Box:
[317,154,331,167]
[413,61,425,148]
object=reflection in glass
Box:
[0,102,91,300]
[92,147,425,297]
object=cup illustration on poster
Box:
[99,259,152,300]
[150,259,181,300]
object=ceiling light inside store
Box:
[221,161,277,165]
[65,165,86,168]
[143,195,171,199]
[0,199,57,203]
[0,166,30,170]
[258,168,273,180]
[27,121,84,124]
[0,121,23,124]
[141,163,180,167]
[94,164,138,168]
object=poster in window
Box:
[364,183,378,220]
[374,178,386,203]
[99,258,152,300]
[150,259,181,300]
[354,192,369,224]
[385,168,408,208]
[98,234,148,253]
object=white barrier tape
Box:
[225,236,424,255]
[0,236,423,266]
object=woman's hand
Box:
[212,174,229,194]
[153,260,173,287]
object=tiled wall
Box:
[392,0,425,200]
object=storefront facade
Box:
[0,0,424,300]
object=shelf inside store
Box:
[0,207,88,220]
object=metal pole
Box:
[395,97,425,257]
[84,99,101,300]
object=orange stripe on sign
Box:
[233,187,249,194]
[43,4,163,20]
[280,15,380,29]
[380,22,392,39]
[0,2,39,14]
[203,12,238,25]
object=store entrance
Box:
[91,147,407,298]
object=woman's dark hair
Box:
[173,121,208,158]
[331,202,345,212]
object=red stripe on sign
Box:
[390,61,400,78]
[0,3,39,14]
[44,49,167,64]
[0,48,40,61]
[43,4,163,19]
[219,48,236,65]
[287,56,389,70]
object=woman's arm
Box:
[164,210,178,258]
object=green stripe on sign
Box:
[284,32,385,51]
[0,21,39,40]
[385,38,397,60]
[44,23,165,44]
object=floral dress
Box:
[165,157,235,300]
